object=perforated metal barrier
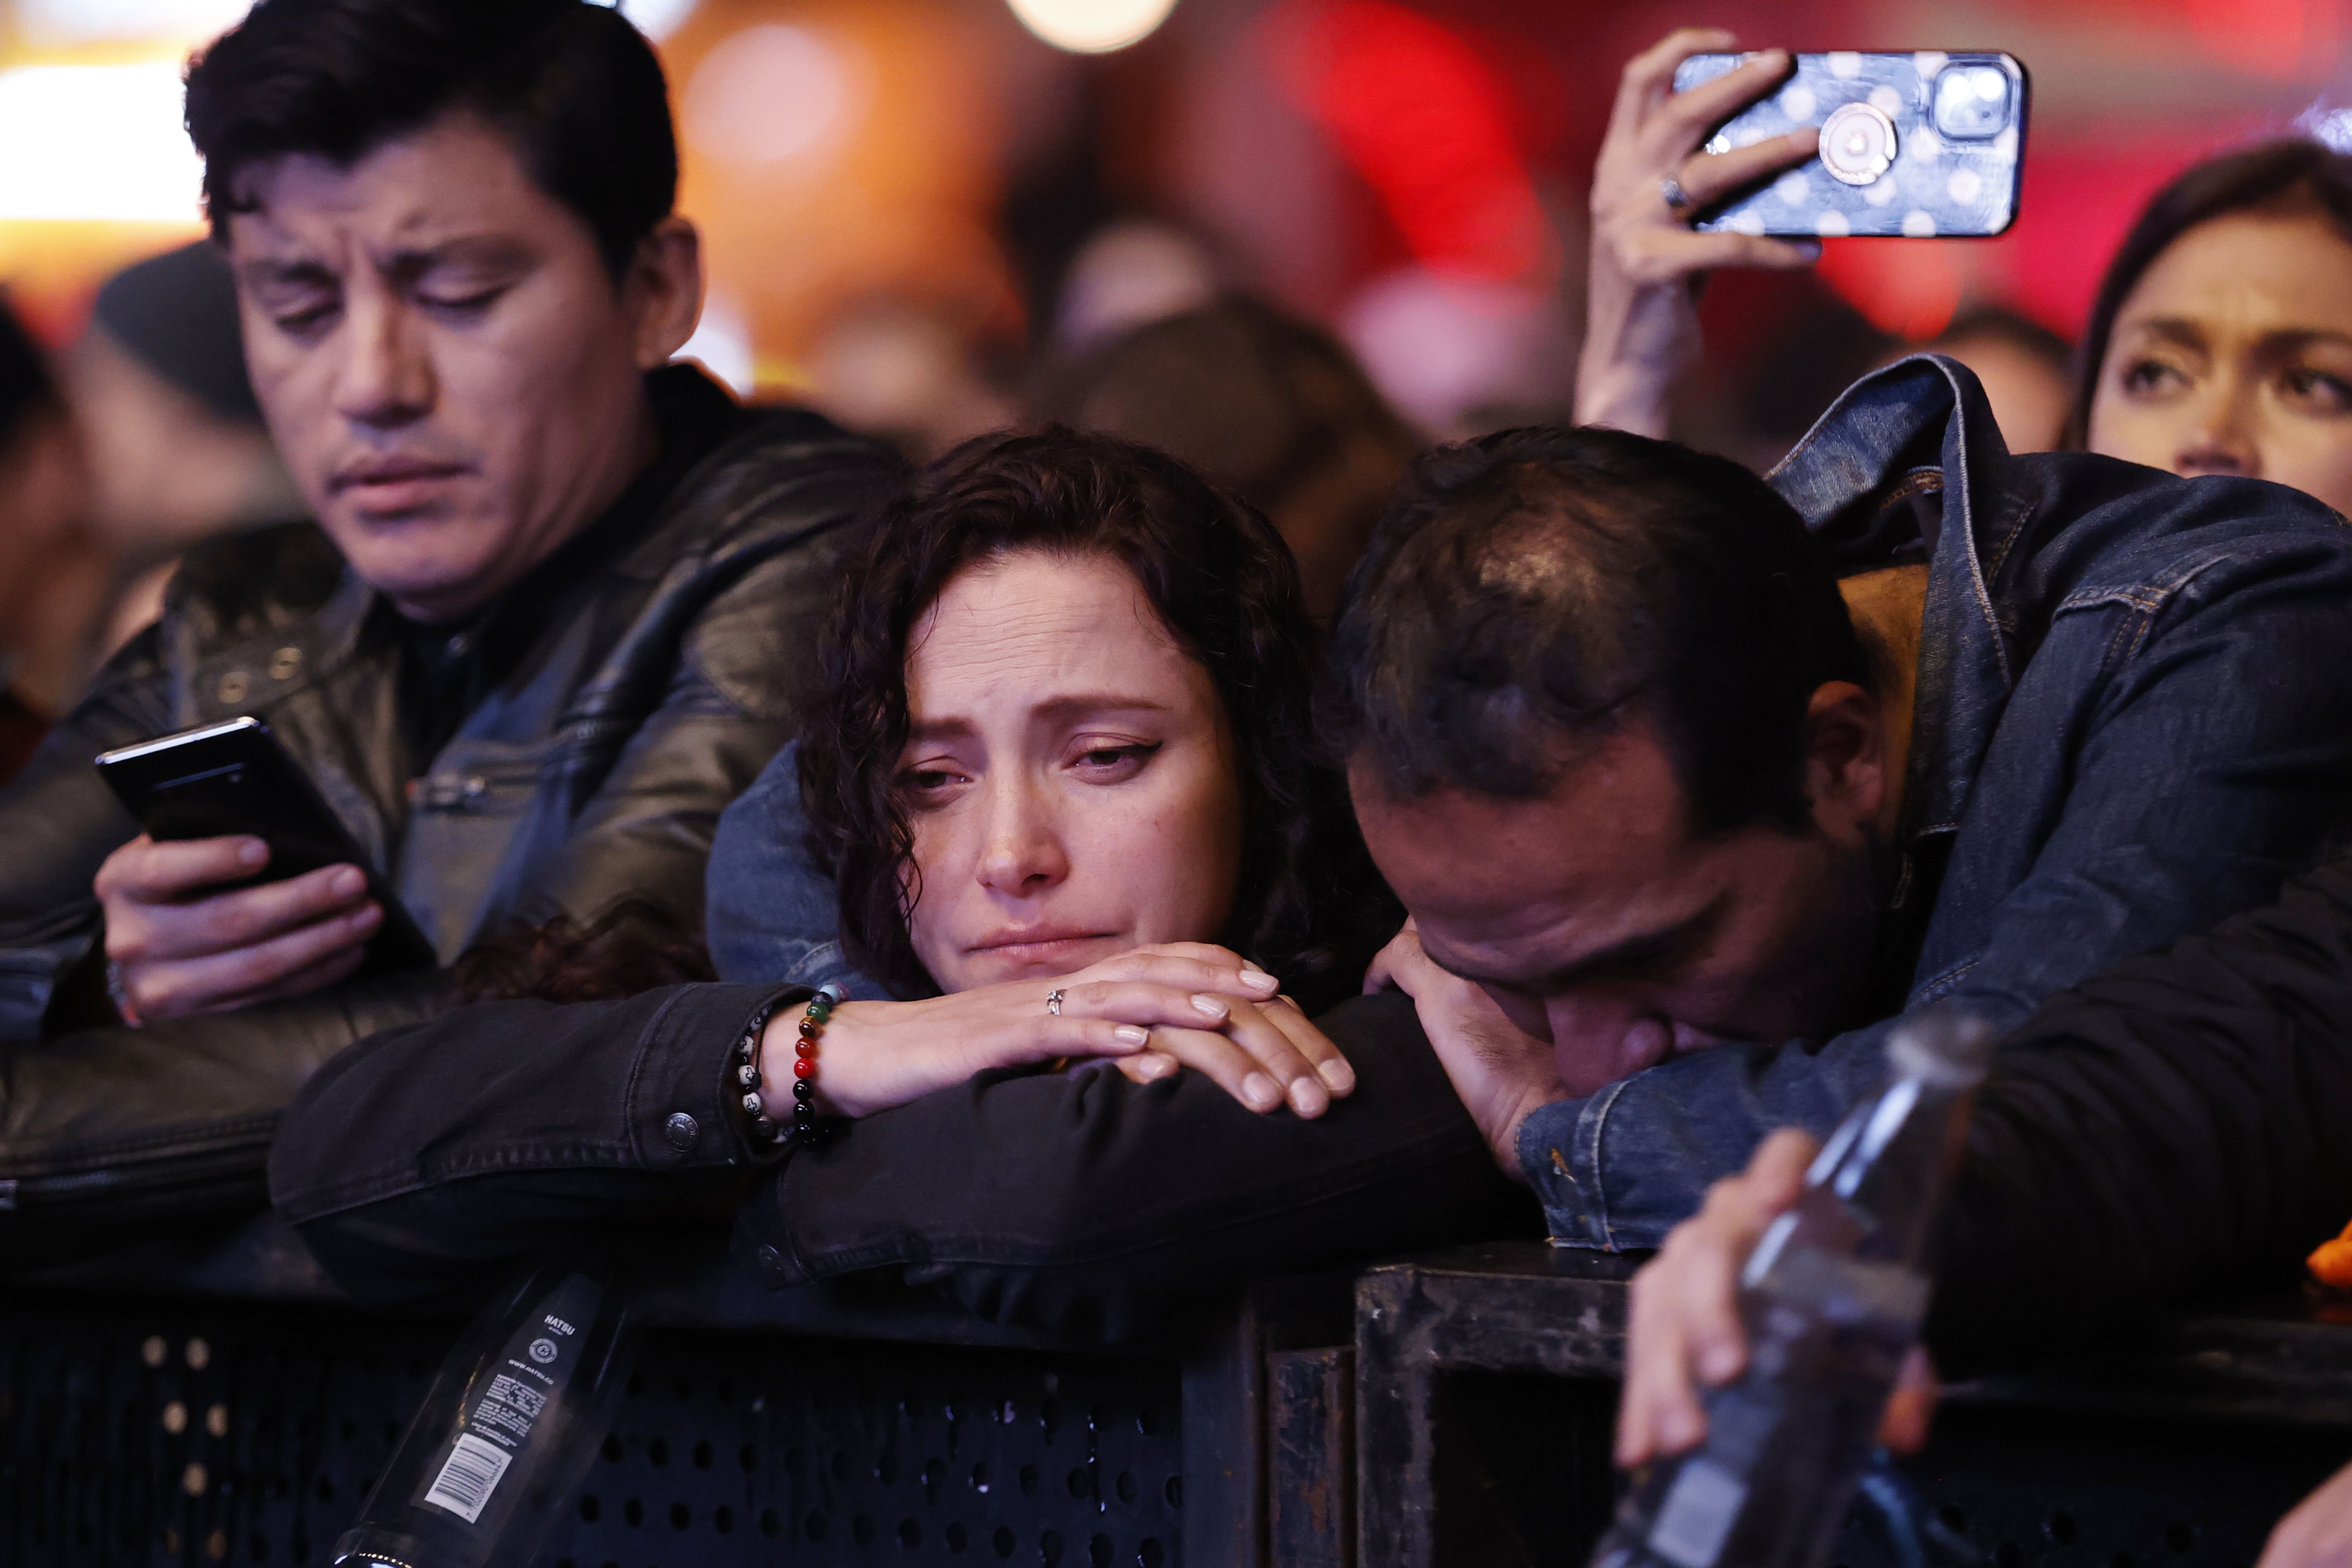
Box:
[0,1292,1186,1568]
[16,1244,2352,1568]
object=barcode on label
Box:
[422,1432,513,1524]
[1647,1458,1748,1568]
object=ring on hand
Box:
[1046,988,1064,1017]
[1660,174,1697,218]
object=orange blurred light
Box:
[662,0,1016,388]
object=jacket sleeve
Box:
[735,992,1541,1343]
[705,738,892,995]
[268,981,798,1309]
[1522,534,2352,1250]
[1924,860,2352,1376]
[0,628,177,1042]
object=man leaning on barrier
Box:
[1355,364,2352,1252]
[0,0,896,1260]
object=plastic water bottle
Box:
[1588,1011,1995,1568]
[332,1253,640,1568]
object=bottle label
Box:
[422,1432,515,1524]
[412,1272,603,1528]
[1646,1458,1748,1568]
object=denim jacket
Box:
[1517,355,2352,1248]
[705,743,887,997]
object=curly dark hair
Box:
[797,426,1392,1010]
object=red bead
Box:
[792,1056,817,1079]
[795,1039,817,1059]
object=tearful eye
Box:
[1071,741,1161,778]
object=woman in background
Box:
[1580,28,2352,507]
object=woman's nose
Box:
[2173,383,2261,481]
[975,778,1069,895]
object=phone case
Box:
[1671,51,2028,238]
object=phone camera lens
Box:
[1819,101,1897,186]
[1934,64,2011,138]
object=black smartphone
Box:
[1672,51,2028,239]
[95,716,438,975]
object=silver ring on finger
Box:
[1660,173,1697,219]
[1046,988,1064,1017]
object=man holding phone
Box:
[0,0,895,1253]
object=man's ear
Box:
[1800,680,1889,841]
[625,215,705,371]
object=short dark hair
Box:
[2067,138,2352,447]
[183,0,677,279]
[1326,425,1870,836]
[799,426,1392,1007]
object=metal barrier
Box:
[0,1217,1283,1568]
[12,1228,2352,1568]
[1351,1244,2352,1568]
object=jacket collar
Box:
[1768,352,2024,840]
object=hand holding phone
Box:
[93,716,436,1023]
[93,832,384,1023]
[1578,28,1827,437]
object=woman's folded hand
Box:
[761,942,1356,1120]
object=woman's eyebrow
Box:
[2119,316,2208,350]
[1030,693,1173,723]
[904,716,977,744]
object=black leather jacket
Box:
[0,366,899,1259]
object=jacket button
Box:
[267,646,302,680]
[216,671,249,706]
[663,1112,699,1150]
[756,1244,784,1275]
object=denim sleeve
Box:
[1532,539,2352,1251]
[705,739,891,997]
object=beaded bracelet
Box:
[736,983,845,1150]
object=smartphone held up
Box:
[1673,51,2028,239]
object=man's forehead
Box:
[224,114,548,264]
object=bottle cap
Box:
[1884,1008,1997,1088]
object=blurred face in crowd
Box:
[223,111,702,622]
[2088,206,2352,517]
[896,549,1247,994]
[1351,698,1892,1092]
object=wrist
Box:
[1489,1079,1570,1185]
[747,984,849,1143]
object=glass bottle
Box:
[332,1252,640,1568]
[1588,1010,1995,1568]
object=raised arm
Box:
[1576,29,1821,436]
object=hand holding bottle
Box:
[1618,1129,1939,1470]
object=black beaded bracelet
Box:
[735,983,845,1151]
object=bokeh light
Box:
[0,62,203,222]
[1003,0,1177,54]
